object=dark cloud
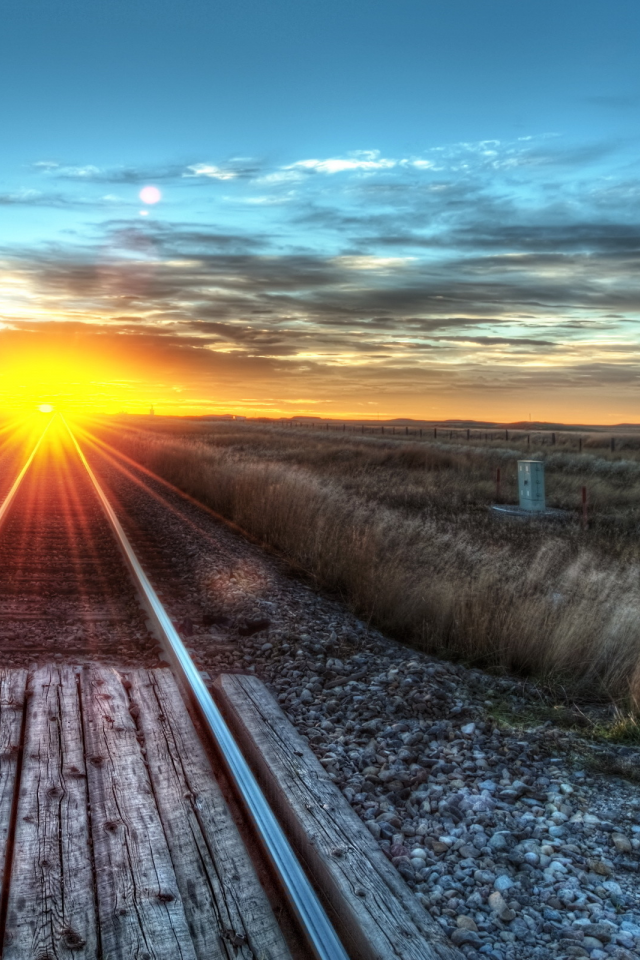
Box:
[446,223,640,255]
[4,213,639,335]
[438,335,557,347]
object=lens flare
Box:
[38,404,54,413]
[139,185,161,204]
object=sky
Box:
[1,0,639,422]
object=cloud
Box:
[33,161,191,183]
[3,133,640,417]
[0,189,123,208]
[33,158,262,185]
[285,151,397,175]
[439,335,557,347]
[183,164,238,180]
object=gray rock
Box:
[451,928,482,948]
[494,875,515,893]
[489,832,509,852]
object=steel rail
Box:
[0,417,53,533]
[62,416,350,960]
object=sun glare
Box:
[139,185,161,204]
[38,404,54,413]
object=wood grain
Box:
[215,673,462,960]
[129,668,292,960]
[0,670,27,908]
[4,665,97,958]
[81,664,197,960]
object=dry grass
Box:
[90,417,640,706]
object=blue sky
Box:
[1,0,639,419]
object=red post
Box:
[496,467,501,501]
[582,486,588,529]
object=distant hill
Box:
[122,413,640,431]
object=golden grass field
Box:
[92,417,640,708]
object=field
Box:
[88,417,640,708]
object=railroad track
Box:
[0,415,348,960]
[0,418,160,665]
[0,415,460,960]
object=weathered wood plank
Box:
[129,668,292,960]
[80,664,197,960]
[0,671,27,895]
[215,674,461,960]
[4,665,97,958]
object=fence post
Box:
[496,467,501,501]
[582,486,588,529]
[467,428,470,440]
[434,427,437,438]
[505,429,509,441]
[611,437,615,452]
[551,432,556,444]
[578,437,582,452]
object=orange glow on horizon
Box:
[0,326,638,426]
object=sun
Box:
[38,404,54,413]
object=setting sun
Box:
[38,404,54,413]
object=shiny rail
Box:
[61,416,349,960]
